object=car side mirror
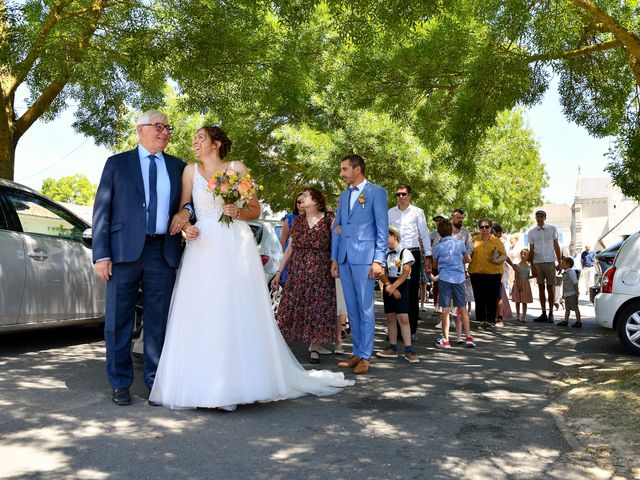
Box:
[82,228,93,247]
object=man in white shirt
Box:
[528,210,562,323]
[388,184,432,339]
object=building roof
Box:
[599,204,640,247]
[575,176,609,200]
[61,203,93,224]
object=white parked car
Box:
[594,231,640,355]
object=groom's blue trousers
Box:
[104,239,176,390]
[338,262,376,360]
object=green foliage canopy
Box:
[41,173,97,205]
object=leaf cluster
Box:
[40,173,97,205]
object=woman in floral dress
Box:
[272,187,336,364]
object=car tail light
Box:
[601,266,616,293]
[260,255,269,266]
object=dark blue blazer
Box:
[92,148,186,268]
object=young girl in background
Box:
[512,249,534,322]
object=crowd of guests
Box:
[273,182,583,369]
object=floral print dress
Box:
[277,213,337,344]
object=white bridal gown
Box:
[150,166,354,409]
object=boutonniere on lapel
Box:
[358,193,366,208]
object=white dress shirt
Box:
[348,179,368,210]
[388,205,432,255]
[528,223,559,263]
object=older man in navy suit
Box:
[93,110,196,406]
[331,154,388,374]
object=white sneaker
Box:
[308,345,333,355]
[435,321,442,329]
[456,335,465,345]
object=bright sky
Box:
[14,80,615,205]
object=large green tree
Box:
[295,0,640,196]
[4,0,638,201]
[0,0,169,179]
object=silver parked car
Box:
[0,179,105,333]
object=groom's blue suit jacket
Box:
[92,148,186,268]
[331,182,388,265]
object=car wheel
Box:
[270,284,283,314]
[616,301,640,356]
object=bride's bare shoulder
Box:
[227,160,249,175]
[183,162,196,178]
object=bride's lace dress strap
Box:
[192,164,223,219]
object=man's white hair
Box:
[136,109,168,125]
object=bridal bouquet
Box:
[207,168,262,226]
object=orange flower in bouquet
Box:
[206,169,262,226]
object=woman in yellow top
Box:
[468,218,508,329]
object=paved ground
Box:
[0,296,635,479]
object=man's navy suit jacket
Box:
[92,148,186,268]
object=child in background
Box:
[557,257,582,327]
[432,218,476,349]
[377,226,419,362]
[512,249,534,322]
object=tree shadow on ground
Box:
[0,314,617,479]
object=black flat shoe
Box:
[310,350,320,364]
[112,388,131,406]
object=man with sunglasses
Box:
[93,110,195,406]
[388,184,432,340]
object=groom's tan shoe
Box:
[353,359,370,374]
[337,356,359,368]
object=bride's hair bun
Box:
[202,126,232,159]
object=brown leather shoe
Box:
[337,356,359,368]
[353,359,370,374]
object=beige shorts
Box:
[534,262,556,285]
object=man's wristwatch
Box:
[182,203,195,220]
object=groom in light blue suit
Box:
[331,154,388,374]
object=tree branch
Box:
[527,39,622,62]
[570,0,640,85]
[14,0,106,139]
[9,0,72,96]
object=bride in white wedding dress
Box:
[149,126,354,410]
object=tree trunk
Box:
[0,102,16,181]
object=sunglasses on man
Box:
[395,192,409,197]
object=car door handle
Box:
[27,248,48,261]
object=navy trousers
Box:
[104,238,176,390]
